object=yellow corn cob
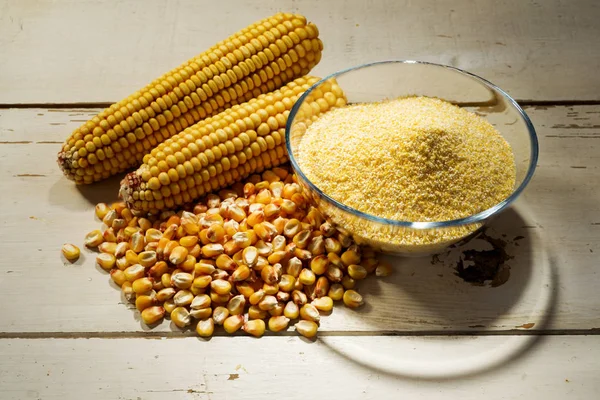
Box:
[58,13,323,184]
[119,76,347,213]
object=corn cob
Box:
[119,76,347,213]
[58,13,323,184]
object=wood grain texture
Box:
[1,0,599,104]
[1,335,598,399]
[0,105,598,333]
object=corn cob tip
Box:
[57,149,76,182]
[120,170,142,207]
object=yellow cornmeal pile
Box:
[297,96,516,248]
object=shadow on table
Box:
[321,205,559,380]
[48,173,127,210]
[354,208,541,330]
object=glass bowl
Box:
[285,61,538,256]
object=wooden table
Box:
[1,1,599,398]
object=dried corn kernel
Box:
[196,318,215,337]
[141,306,165,325]
[62,244,80,262]
[343,289,364,308]
[243,319,266,337]
[295,320,318,338]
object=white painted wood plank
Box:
[1,336,599,399]
[1,0,599,103]
[0,105,599,333]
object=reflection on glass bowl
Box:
[286,61,538,256]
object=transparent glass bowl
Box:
[286,61,538,256]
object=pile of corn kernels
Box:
[62,165,391,338]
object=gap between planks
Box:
[3,100,600,109]
[1,329,599,340]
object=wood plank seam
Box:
[3,100,600,109]
[0,329,599,339]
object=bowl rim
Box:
[285,60,539,229]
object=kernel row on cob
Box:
[75,166,392,338]
[58,13,323,184]
[119,75,346,214]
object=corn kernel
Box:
[196,318,215,337]
[325,265,343,282]
[328,283,344,301]
[96,253,116,270]
[132,277,154,294]
[141,306,165,325]
[312,296,333,312]
[258,295,278,311]
[295,320,318,338]
[156,287,176,302]
[121,281,135,302]
[223,315,245,334]
[227,294,246,315]
[211,279,232,295]
[135,295,156,311]
[278,274,296,292]
[343,289,363,308]
[292,290,308,306]
[284,301,300,319]
[341,275,356,290]
[190,307,212,319]
[300,303,320,322]
[62,243,80,262]
[212,306,229,325]
[243,319,266,337]
[268,316,290,332]
[138,251,157,267]
[298,268,316,286]
[171,307,192,328]
[95,203,110,220]
[110,269,127,286]
[171,272,193,289]
[84,230,104,248]
[163,299,176,314]
[173,290,194,306]
[248,305,268,320]
[249,289,266,306]
[348,264,368,280]
[202,243,224,258]
[263,282,279,295]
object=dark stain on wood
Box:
[570,166,587,169]
[546,135,600,139]
[437,34,453,38]
[0,140,32,144]
[36,140,62,144]
[454,232,512,287]
[14,173,46,177]
[227,373,239,381]
[551,124,600,129]
[516,322,535,329]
